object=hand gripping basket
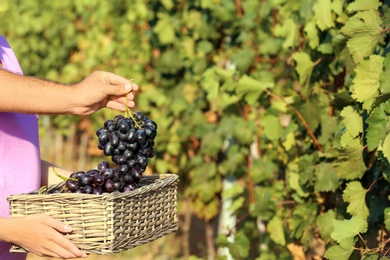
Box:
[7,174,179,255]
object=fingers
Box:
[95,70,139,96]
[38,215,87,258]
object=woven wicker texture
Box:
[7,174,179,255]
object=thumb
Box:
[44,216,72,233]
[103,82,132,96]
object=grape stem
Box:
[125,79,141,129]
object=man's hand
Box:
[71,70,139,115]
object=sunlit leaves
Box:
[342,181,369,219]
[313,0,335,31]
[350,55,384,110]
[340,10,383,63]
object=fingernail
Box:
[125,83,131,92]
[64,224,72,232]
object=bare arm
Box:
[0,69,138,115]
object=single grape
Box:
[65,179,79,192]
[93,174,105,186]
[104,179,116,192]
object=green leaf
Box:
[342,181,369,219]
[366,102,389,151]
[268,215,286,246]
[350,55,384,110]
[288,171,310,198]
[340,106,363,138]
[315,163,339,192]
[340,10,384,63]
[153,13,176,45]
[381,134,390,163]
[260,113,283,141]
[330,216,368,243]
[324,237,355,260]
[313,0,335,31]
[292,52,314,98]
[316,210,337,240]
[274,18,299,49]
[235,75,272,104]
[384,207,390,230]
[380,53,390,94]
[304,19,319,48]
[347,0,382,13]
[334,133,366,180]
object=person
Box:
[0,35,139,259]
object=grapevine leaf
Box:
[366,103,389,151]
[342,181,369,219]
[313,0,335,31]
[334,133,366,180]
[153,13,176,45]
[380,53,390,94]
[260,113,283,141]
[268,215,286,246]
[274,18,299,49]
[324,237,355,260]
[314,163,339,192]
[347,0,382,13]
[292,52,314,98]
[350,55,384,111]
[384,207,390,230]
[235,75,273,105]
[304,19,319,49]
[330,216,368,243]
[316,210,337,240]
[381,134,390,163]
[288,171,310,198]
[340,106,363,138]
[339,10,384,63]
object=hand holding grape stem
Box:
[0,214,87,258]
[0,69,139,115]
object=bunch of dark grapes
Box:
[64,111,157,194]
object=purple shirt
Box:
[0,36,41,260]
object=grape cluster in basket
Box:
[63,111,157,194]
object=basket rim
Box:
[7,173,178,201]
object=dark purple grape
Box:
[114,179,125,192]
[134,112,144,121]
[143,119,157,131]
[66,179,79,192]
[92,186,103,195]
[93,174,105,186]
[97,161,110,170]
[134,129,146,141]
[96,127,105,137]
[117,118,131,133]
[109,132,120,147]
[127,159,136,168]
[123,149,134,160]
[104,179,116,192]
[118,141,127,152]
[86,169,99,176]
[102,168,114,179]
[123,183,137,192]
[98,131,109,144]
[117,156,127,165]
[135,153,148,168]
[119,164,130,173]
[114,114,125,123]
[78,174,93,186]
[112,168,122,182]
[74,171,85,178]
[106,122,116,132]
[104,142,114,156]
[123,173,134,184]
[80,185,93,194]
[127,142,138,151]
[125,128,136,142]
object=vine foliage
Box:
[1,0,390,259]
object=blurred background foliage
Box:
[2,0,390,259]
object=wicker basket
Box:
[7,174,179,255]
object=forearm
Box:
[0,217,13,243]
[0,69,75,114]
[41,160,73,186]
